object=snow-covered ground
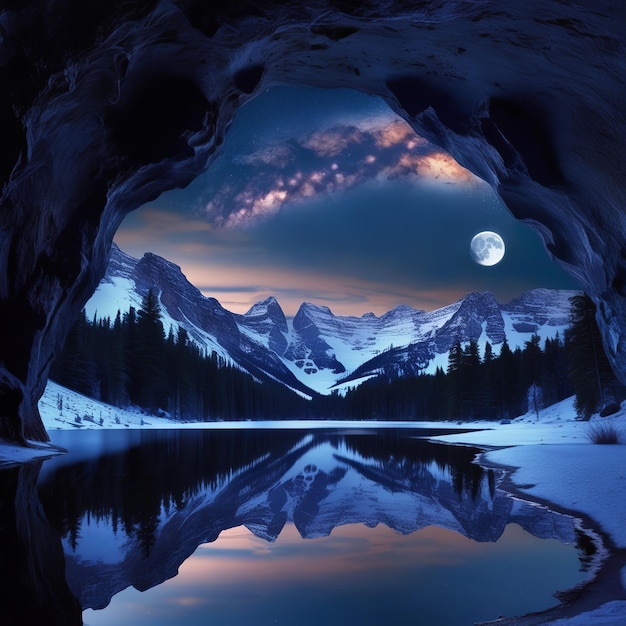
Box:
[1,381,626,623]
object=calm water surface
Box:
[2,428,592,625]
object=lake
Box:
[1,427,593,625]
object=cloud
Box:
[114,208,215,256]
[115,203,469,316]
[196,284,263,294]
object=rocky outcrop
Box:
[287,303,346,374]
[434,291,505,353]
[1,0,625,442]
[240,297,289,356]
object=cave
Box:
[1,0,625,444]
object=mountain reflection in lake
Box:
[2,428,592,625]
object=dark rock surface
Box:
[0,463,82,625]
[241,297,289,357]
[1,0,625,442]
[288,304,346,374]
[434,291,505,353]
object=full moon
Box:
[470,231,505,266]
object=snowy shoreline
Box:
[1,381,626,623]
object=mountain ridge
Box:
[85,244,581,396]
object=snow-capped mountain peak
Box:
[84,246,580,396]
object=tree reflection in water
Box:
[0,428,593,624]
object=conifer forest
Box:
[50,292,619,422]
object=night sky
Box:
[115,86,579,316]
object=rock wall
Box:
[1,0,625,442]
[0,463,82,624]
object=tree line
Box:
[50,290,306,421]
[50,292,621,422]
[318,333,570,421]
[320,294,619,421]
[325,295,624,420]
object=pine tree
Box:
[94,312,126,406]
[459,338,481,418]
[446,340,463,418]
[135,289,165,411]
[495,339,516,419]
[481,341,497,418]
[523,334,543,418]
[542,333,571,406]
[566,294,614,419]
[50,309,97,396]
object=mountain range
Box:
[85,245,580,397]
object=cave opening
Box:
[112,84,580,320]
[1,0,624,447]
